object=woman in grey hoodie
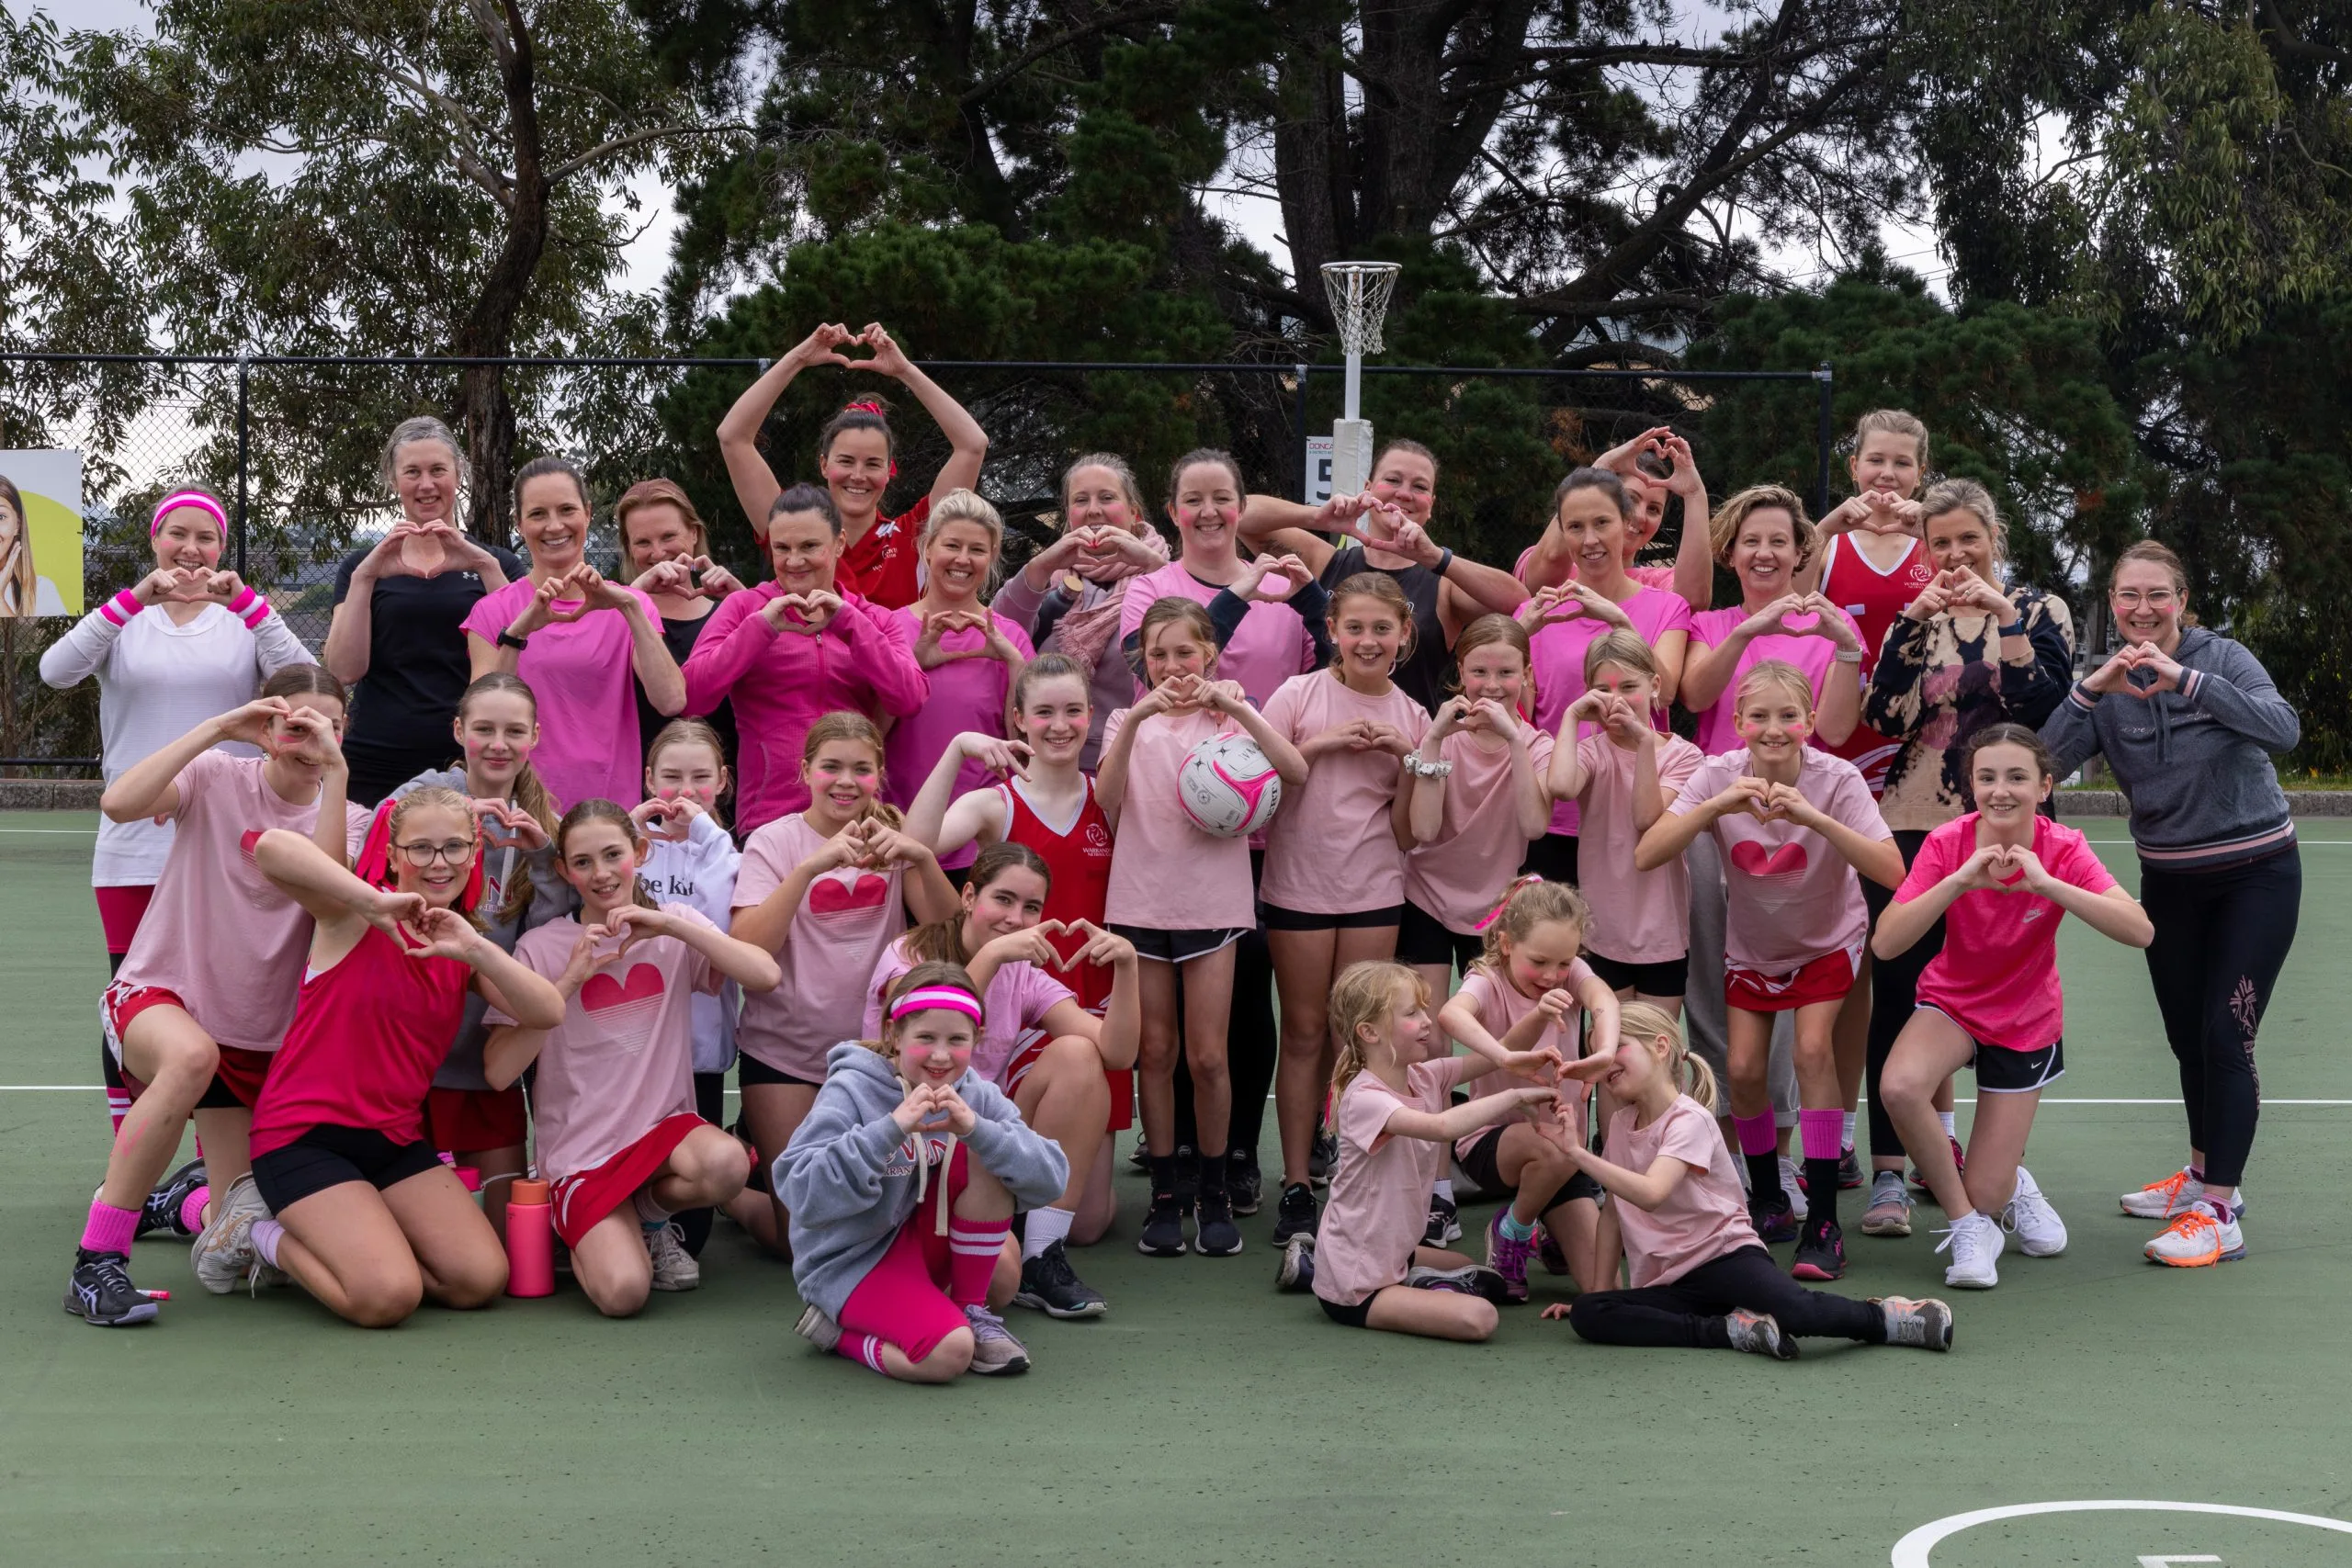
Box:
[2041,541,2301,1270]
[776,961,1069,1382]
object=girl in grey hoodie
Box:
[776,961,1069,1381]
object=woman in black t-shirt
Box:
[616,477,744,770]
[323,416,522,805]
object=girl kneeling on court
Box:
[780,964,1070,1381]
[241,789,566,1327]
[484,800,781,1316]
[1874,726,2153,1291]
[1277,961,1559,1340]
[1544,1005,1953,1358]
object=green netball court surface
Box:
[4,809,2349,1566]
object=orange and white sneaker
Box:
[2119,1167,2204,1219]
[2144,1201,2246,1268]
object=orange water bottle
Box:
[505,1178,554,1298]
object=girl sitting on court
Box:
[1435,878,1622,1300]
[780,963,1070,1381]
[1636,660,1903,1284]
[1875,725,2153,1291]
[240,788,566,1327]
[1098,596,1307,1260]
[484,799,779,1316]
[1543,1004,1953,1357]
[1277,961,1557,1342]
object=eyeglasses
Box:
[2113,589,2177,609]
[395,839,475,867]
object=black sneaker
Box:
[63,1249,159,1326]
[1838,1145,1865,1190]
[1228,1147,1263,1216]
[137,1159,208,1241]
[1172,1144,1201,1210]
[1791,1221,1848,1281]
[1271,1181,1318,1246]
[1012,1239,1108,1317]
[1308,1129,1338,1187]
[1194,1188,1244,1256]
[1136,1190,1188,1257]
[1423,1190,1461,1246]
[1749,1192,1801,1245]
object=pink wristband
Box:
[101,589,145,627]
[227,586,268,628]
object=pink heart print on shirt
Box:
[581,963,663,1013]
[1729,840,1808,878]
[808,873,890,916]
[240,829,264,859]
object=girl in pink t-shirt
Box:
[237,786,567,1329]
[484,800,782,1317]
[1099,596,1307,1259]
[861,840,1140,1317]
[1874,726,2151,1292]
[1542,1004,1952,1356]
[1434,878,1622,1302]
[1277,962,1556,1340]
[729,712,961,1256]
[1400,615,1554,1000]
[884,491,1035,872]
[1261,573,1432,1213]
[1638,661,1903,1284]
[73,667,370,1325]
[1549,632,1704,1012]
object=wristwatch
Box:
[497,629,530,651]
[1433,547,1454,578]
[1832,649,1862,664]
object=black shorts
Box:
[1396,899,1482,973]
[1583,950,1690,998]
[1317,1292,1375,1328]
[737,1054,820,1090]
[1260,902,1406,933]
[1456,1124,1602,1207]
[251,1124,445,1212]
[1108,923,1249,964]
[1520,832,1577,885]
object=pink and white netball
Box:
[1177,733,1282,838]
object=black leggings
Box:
[1566,1245,1886,1348]
[1864,830,1939,1166]
[2139,847,2301,1189]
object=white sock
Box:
[631,1188,673,1227]
[1937,1111,1957,1138]
[1022,1205,1075,1260]
[1432,1179,1453,1203]
[1841,1111,1857,1149]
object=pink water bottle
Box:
[504,1179,554,1298]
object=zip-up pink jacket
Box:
[683,583,927,831]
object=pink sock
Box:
[947,1218,1012,1308]
[106,1089,130,1137]
[180,1185,210,1235]
[1798,1108,1844,1161]
[1732,1112,1779,1157]
[81,1198,139,1256]
[835,1332,889,1375]
[249,1219,284,1268]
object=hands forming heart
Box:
[1958,840,2045,893]
[765,588,842,637]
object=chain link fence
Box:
[1,354,1832,774]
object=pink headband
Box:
[888,987,984,1025]
[1473,873,1546,933]
[151,491,227,537]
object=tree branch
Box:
[958,1,1181,107]
[545,120,750,184]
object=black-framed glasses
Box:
[395,839,476,867]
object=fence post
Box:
[234,355,251,578]
[1294,365,1309,502]
[1813,362,1834,519]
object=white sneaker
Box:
[2144,1201,2247,1268]
[1778,1156,1809,1223]
[1932,1210,2005,1289]
[2120,1166,2208,1219]
[192,1173,269,1295]
[962,1304,1031,1375]
[645,1221,700,1291]
[2001,1167,2068,1257]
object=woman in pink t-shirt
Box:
[1518,427,1715,611]
[70,667,369,1326]
[1401,615,1553,998]
[1550,632,1704,1012]
[1261,573,1431,1227]
[462,457,684,811]
[861,840,1140,1318]
[1874,726,2152,1292]
[1276,961,1556,1340]
[885,490,1034,873]
[1542,1004,1953,1357]
[1099,597,1307,1260]
[237,787,567,1329]
[1638,661,1902,1285]
[1434,879,1621,1302]
[728,712,960,1256]
[484,799,781,1316]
